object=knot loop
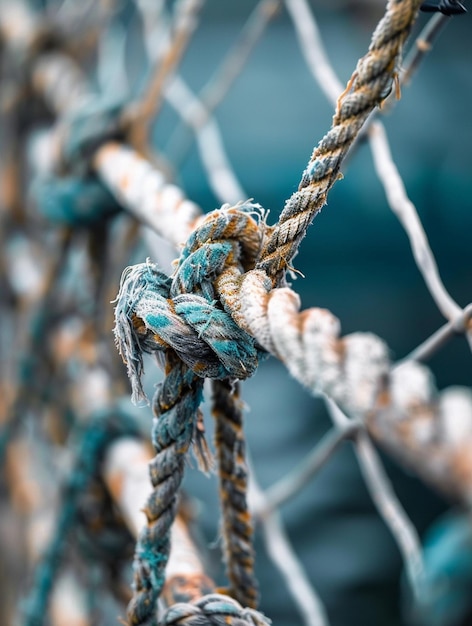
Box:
[114,201,268,404]
[160,594,271,626]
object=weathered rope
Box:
[257,0,423,284]
[159,594,271,625]
[113,2,429,622]
[114,202,267,404]
[126,356,203,625]
[114,202,268,624]
[212,380,258,609]
[230,278,472,503]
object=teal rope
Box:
[32,175,121,226]
[114,202,267,625]
[127,357,202,625]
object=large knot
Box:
[114,201,268,404]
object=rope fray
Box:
[258,0,424,284]
[114,201,270,405]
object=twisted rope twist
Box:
[126,356,203,625]
[212,380,258,609]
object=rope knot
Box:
[160,593,271,626]
[114,201,269,404]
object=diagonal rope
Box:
[257,0,423,284]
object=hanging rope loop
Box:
[160,593,271,626]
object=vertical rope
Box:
[212,380,258,609]
[257,0,423,284]
[127,356,204,626]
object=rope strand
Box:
[257,0,423,283]
[212,380,258,609]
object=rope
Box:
[160,593,271,625]
[212,380,258,609]
[32,175,121,226]
[22,408,141,626]
[231,277,472,502]
[114,202,267,404]
[114,202,268,625]
[257,0,423,284]
[113,3,426,621]
[126,356,203,625]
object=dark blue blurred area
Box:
[135,3,472,625]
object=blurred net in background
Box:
[0,1,472,625]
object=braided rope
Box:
[212,380,258,609]
[257,0,423,284]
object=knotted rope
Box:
[115,202,268,624]
[113,1,428,623]
[160,594,271,625]
[257,0,423,284]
